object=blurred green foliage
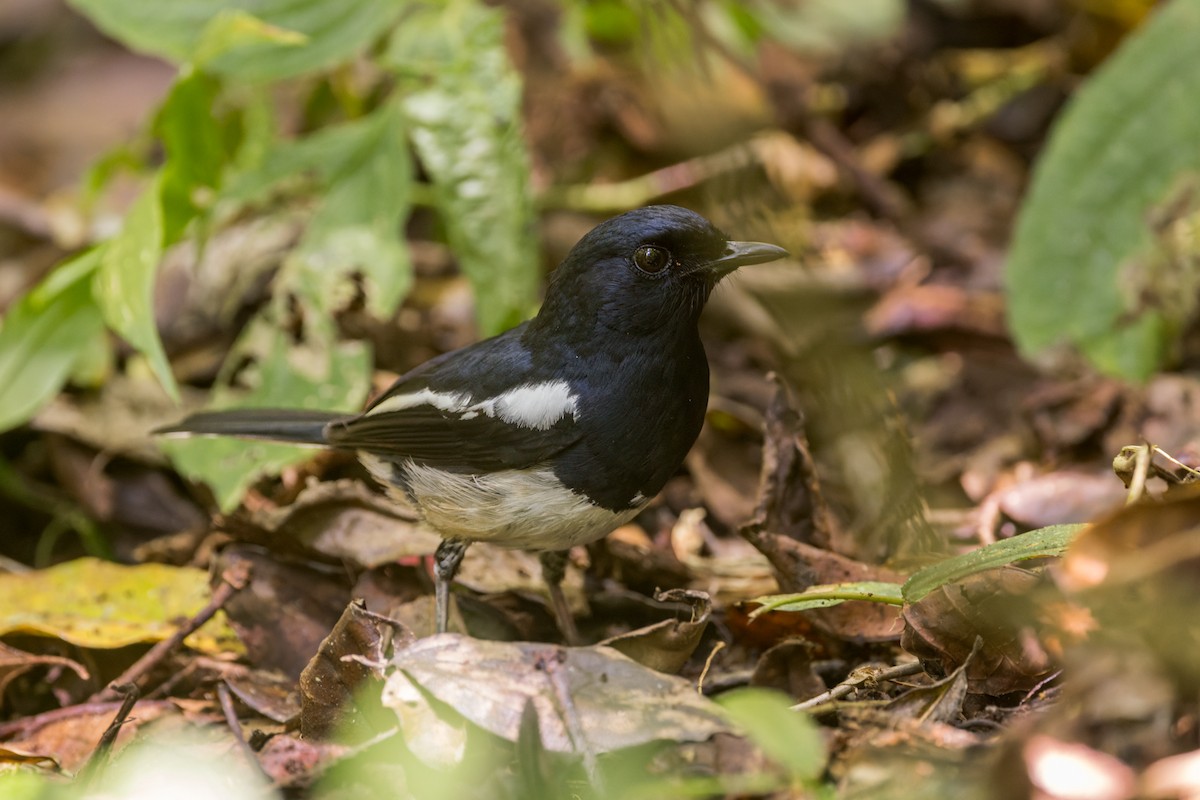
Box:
[0,0,544,505]
[0,0,913,509]
[1006,0,1200,381]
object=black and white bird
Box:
[158,205,787,640]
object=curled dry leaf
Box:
[886,638,979,724]
[382,634,732,764]
[1058,485,1200,688]
[901,568,1057,696]
[223,669,302,724]
[598,589,712,674]
[298,600,410,740]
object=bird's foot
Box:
[434,539,469,635]
[538,549,581,645]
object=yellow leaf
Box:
[0,558,241,654]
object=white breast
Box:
[358,454,642,550]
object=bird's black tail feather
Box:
[154,408,346,446]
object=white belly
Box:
[359,454,643,550]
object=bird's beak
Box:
[704,241,789,276]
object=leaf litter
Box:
[4,2,1200,798]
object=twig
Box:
[76,684,139,787]
[542,649,604,794]
[1020,669,1063,706]
[217,681,265,775]
[697,640,726,695]
[89,561,251,702]
[791,661,924,712]
[0,699,174,739]
[1124,443,1152,505]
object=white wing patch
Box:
[367,380,579,431]
[482,380,578,430]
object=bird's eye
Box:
[633,245,670,274]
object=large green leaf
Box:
[155,70,228,243]
[1005,0,1200,380]
[67,0,404,81]
[0,251,105,432]
[93,174,178,401]
[293,103,413,317]
[388,0,539,334]
[223,103,413,317]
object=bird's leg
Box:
[538,549,581,645]
[434,539,469,634]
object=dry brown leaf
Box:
[598,589,711,674]
[901,568,1056,696]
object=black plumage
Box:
[158,205,788,639]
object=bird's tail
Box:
[154,408,346,446]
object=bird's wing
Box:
[327,326,583,472]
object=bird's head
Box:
[536,205,788,337]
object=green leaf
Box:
[66,0,405,81]
[0,251,105,432]
[155,70,227,243]
[748,581,905,618]
[388,0,539,334]
[1005,0,1200,380]
[295,102,413,317]
[93,174,178,401]
[902,524,1087,602]
[717,688,825,781]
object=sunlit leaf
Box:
[295,102,412,317]
[155,70,227,243]
[0,558,240,654]
[191,9,307,69]
[388,0,539,334]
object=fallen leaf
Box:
[383,635,732,756]
[0,558,239,654]
[902,568,1057,696]
[299,600,407,740]
[599,589,711,674]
